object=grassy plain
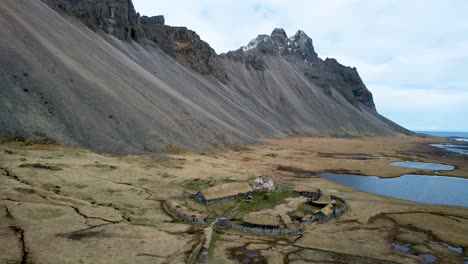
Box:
[0,134,467,263]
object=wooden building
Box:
[243,212,281,228]
[194,182,253,204]
[293,186,321,199]
[314,203,334,221]
[310,194,336,206]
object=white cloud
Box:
[371,85,468,131]
[133,0,468,131]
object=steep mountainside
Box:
[0,0,408,154]
[223,28,375,110]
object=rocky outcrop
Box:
[140,15,164,25]
[41,0,227,82]
[41,1,372,102]
[223,28,376,110]
[139,18,228,83]
[315,58,376,110]
[41,0,140,41]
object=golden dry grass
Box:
[0,135,467,263]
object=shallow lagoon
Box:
[320,173,468,207]
[430,143,468,155]
[389,161,454,171]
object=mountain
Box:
[225,28,376,110]
[0,0,409,154]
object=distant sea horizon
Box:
[414,131,468,138]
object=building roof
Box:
[311,195,336,205]
[167,199,206,218]
[243,212,280,226]
[199,182,253,200]
[293,185,320,193]
[280,213,293,225]
[314,203,334,216]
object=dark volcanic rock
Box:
[42,0,227,82]
[224,28,376,110]
[288,30,318,61]
[219,49,267,71]
[41,0,140,41]
[38,0,378,108]
[139,21,228,83]
[245,55,267,71]
[140,15,165,25]
[0,0,408,154]
[270,28,288,51]
[320,58,376,110]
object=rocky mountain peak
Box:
[292,30,308,39]
[227,28,375,111]
[271,28,288,39]
[242,34,270,51]
[288,30,318,61]
[290,30,312,48]
[140,15,165,25]
[235,28,319,63]
[43,0,375,109]
[270,28,288,51]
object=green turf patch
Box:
[208,231,219,261]
[297,202,322,213]
[235,189,298,214]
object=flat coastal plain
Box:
[0,135,467,263]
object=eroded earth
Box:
[0,134,467,263]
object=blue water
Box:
[392,241,462,262]
[430,143,468,155]
[415,131,468,155]
[391,242,438,263]
[420,254,437,263]
[320,173,468,207]
[416,131,468,138]
[389,161,454,171]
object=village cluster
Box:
[164,176,348,235]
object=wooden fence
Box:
[304,213,320,225]
[165,193,349,235]
[226,223,302,236]
[330,195,348,216]
[165,195,207,225]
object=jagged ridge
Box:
[0,0,408,154]
[225,28,375,110]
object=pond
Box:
[391,241,463,263]
[389,161,454,171]
[391,242,437,263]
[430,143,468,155]
[319,173,468,207]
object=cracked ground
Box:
[0,135,467,263]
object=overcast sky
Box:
[133,0,468,132]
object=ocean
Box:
[415,131,468,138]
[416,131,468,155]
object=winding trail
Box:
[203,218,218,250]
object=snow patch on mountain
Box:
[242,34,270,51]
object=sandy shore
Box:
[0,134,466,263]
